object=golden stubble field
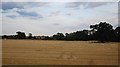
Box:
[2,40,118,65]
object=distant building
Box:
[34,36,41,39]
[34,36,49,40]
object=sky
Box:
[1,1,119,36]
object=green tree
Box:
[16,31,26,39]
[90,22,114,42]
[52,33,64,40]
[115,26,120,42]
[28,33,32,39]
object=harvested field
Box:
[2,40,118,65]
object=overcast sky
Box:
[1,2,118,36]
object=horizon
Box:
[0,22,119,36]
[1,2,118,36]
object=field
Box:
[2,40,118,65]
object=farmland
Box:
[2,40,118,65]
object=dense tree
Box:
[115,26,120,42]
[52,33,64,40]
[65,32,76,40]
[28,33,32,39]
[90,22,115,42]
[2,35,7,39]
[65,30,90,41]
[16,31,26,39]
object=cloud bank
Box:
[1,2,118,36]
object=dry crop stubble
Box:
[2,40,118,65]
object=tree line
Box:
[2,22,120,42]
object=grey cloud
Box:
[66,2,86,9]
[85,2,111,9]
[49,11,61,16]
[7,15,17,19]
[2,2,45,19]
[66,13,72,16]
[66,2,111,9]
[2,2,24,10]
[53,23,60,26]
[16,10,43,19]
[1,2,49,10]
[17,11,39,17]
[4,10,43,19]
